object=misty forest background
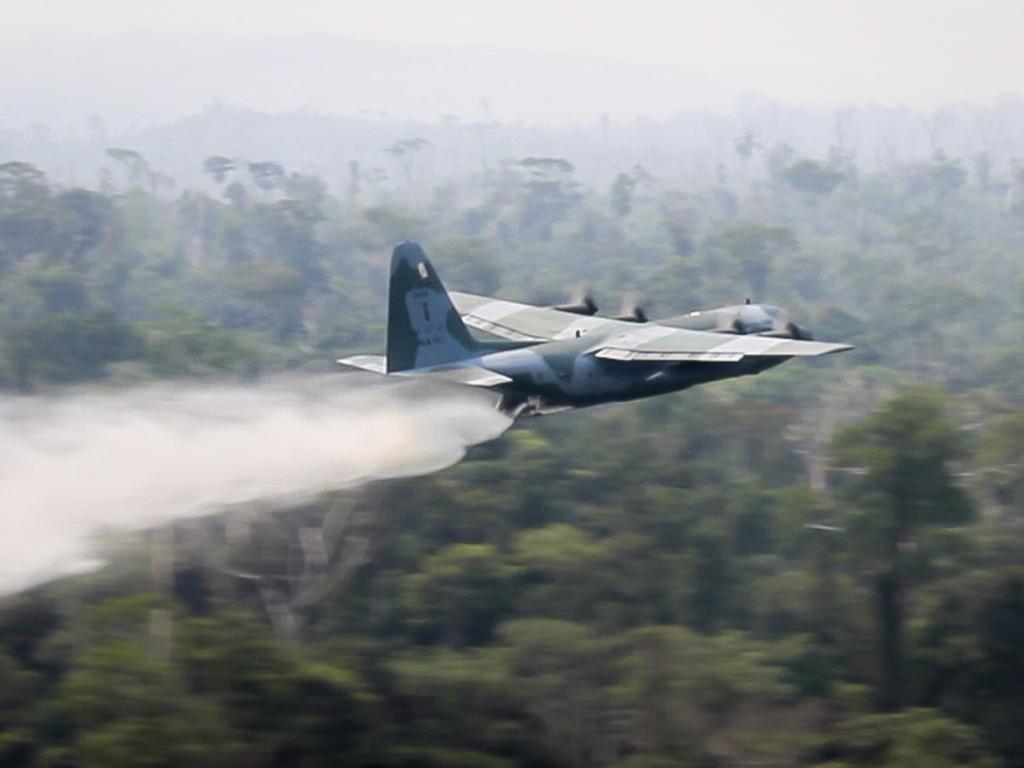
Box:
[1,99,1024,767]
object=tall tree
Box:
[706,223,797,299]
[832,388,972,710]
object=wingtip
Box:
[815,342,854,357]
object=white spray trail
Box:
[0,375,511,596]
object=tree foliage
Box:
[1,119,1024,765]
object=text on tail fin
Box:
[386,242,479,372]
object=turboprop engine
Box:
[663,301,813,340]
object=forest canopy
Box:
[1,101,1023,767]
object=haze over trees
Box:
[1,94,1024,766]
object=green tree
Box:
[784,159,846,197]
[202,155,235,184]
[50,188,113,263]
[425,237,501,295]
[974,574,1024,765]
[106,148,155,191]
[813,708,997,768]
[247,161,285,191]
[706,223,798,299]
[972,406,1024,516]
[141,306,259,377]
[28,266,90,313]
[610,173,636,217]
[833,388,972,710]
[402,544,515,646]
[516,157,582,241]
[5,309,142,389]
[0,161,52,268]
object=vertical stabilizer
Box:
[386,241,480,372]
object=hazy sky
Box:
[3,0,1024,114]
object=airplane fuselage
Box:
[461,327,788,415]
[338,242,851,418]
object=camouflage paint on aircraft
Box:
[342,242,852,417]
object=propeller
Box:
[738,304,815,340]
[554,286,598,316]
[683,301,813,340]
[612,292,649,323]
[766,307,813,340]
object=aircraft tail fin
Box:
[386,241,480,373]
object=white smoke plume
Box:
[0,374,511,596]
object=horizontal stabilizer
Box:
[416,365,512,388]
[337,355,387,374]
[338,355,509,388]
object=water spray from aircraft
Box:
[0,374,511,597]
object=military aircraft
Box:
[340,242,852,417]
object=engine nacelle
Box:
[661,303,812,340]
[553,295,598,316]
[612,306,649,323]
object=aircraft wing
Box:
[588,325,852,362]
[451,291,619,342]
[450,293,851,359]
